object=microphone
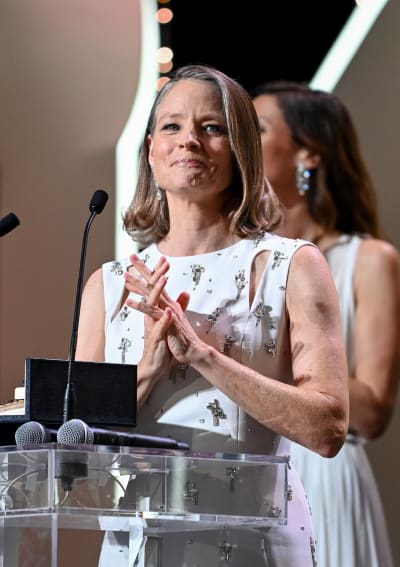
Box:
[0,212,20,237]
[62,190,109,423]
[57,419,190,451]
[15,421,57,446]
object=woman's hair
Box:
[251,80,383,238]
[123,64,282,246]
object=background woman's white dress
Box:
[291,234,394,567]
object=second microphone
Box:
[57,419,190,451]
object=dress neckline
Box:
[152,235,272,260]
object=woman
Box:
[252,80,400,567]
[76,65,348,566]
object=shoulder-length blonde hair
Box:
[123,64,282,246]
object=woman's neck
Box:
[158,220,238,257]
[275,202,341,251]
[276,202,323,241]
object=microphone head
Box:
[0,212,20,237]
[57,419,94,445]
[15,421,51,445]
[89,190,108,214]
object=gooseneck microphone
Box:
[62,190,109,423]
[15,421,57,446]
[0,212,20,237]
[58,419,190,450]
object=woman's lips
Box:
[173,158,206,168]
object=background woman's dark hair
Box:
[251,80,384,238]
[123,64,282,246]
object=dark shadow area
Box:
[168,1,355,91]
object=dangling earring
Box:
[296,163,311,196]
[155,182,162,201]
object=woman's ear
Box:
[296,148,320,170]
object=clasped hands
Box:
[124,254,201,367]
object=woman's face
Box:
[148,79,234,204]
[252,94,300,201]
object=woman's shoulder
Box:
[250,232,315,254]
[357,236,400,273]
[84,266,104,291]
[358,235,399,255]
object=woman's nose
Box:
[180,128,200,148]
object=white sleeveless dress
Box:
[291,234,394,567]
[101,234,317,566]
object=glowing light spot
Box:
[156,8,173,24]
[156,46,173,64]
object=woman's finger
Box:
[146,275,168,307]
[130,254,169,287]
[126,297,164,319]
[125,256,170,304]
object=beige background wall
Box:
[0,2,145,564]
[0,1,399,565]
[0,0,143,392]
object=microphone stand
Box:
[62,191,108,423]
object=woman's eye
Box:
[205,124,225,135]
[162,122,179,131]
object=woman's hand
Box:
[123,255,174,404]
[124,254,202,366]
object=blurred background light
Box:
[156,7,173,24]
[311,0,389,91]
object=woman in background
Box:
[252,80,400,567]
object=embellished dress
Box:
[291,234,395,567]
[101,235,316,566]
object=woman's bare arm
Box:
[75,268,106,362]
[126,246,349,457]
[349,239,400,439]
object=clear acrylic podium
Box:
[0,444,288,566]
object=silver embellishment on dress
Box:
[118,337,131,364]
[287,484,293,501]
[176,362,187,378]
[219,541,234,562]
[221,335,235,354]
[271,250,288,269]
[207,307,222,326]
[253,302,272,327]
[183,481,199,504]
[310,537,317,567]
[264,339,277,357]
[120,305,130,321]
[169,362,188,382]
[271,506,282,518]
[207,399,227,426]
[253,231,266,247]
[234,269,246,298]
[226,466,239,492]
[190,264,205,288]
[110,261,123,276]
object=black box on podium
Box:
[0,357,137,444]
